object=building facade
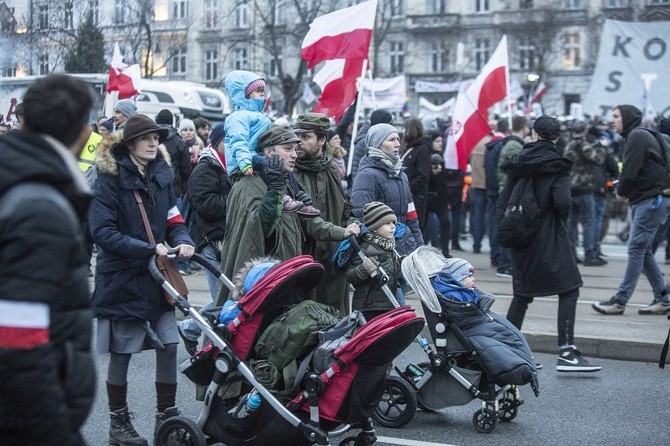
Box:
[0,0,668,116]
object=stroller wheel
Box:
[472,407,497,434]
[372,375,417,428]
[338,436,358,446]
[154,415,207,446]
[499,396,519,422]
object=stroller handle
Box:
[348,235,398,307]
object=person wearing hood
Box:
[88,114,196,445]
[500,115,601,373]
[592,105,670,316]
[223,70,316,216]
[350,123,424,305]
[178,122,233,354]
[0,74,96,446]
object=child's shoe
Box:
[282,195,304,213]
[297,204,321,218]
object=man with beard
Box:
[217,125,360,303]
[293,113,358,314]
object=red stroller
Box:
[149,253,424,445]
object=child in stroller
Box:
[149,253,424,445]
[373,248,539,434]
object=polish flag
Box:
[532,80,547,103]
[444,36,509,171]
[301,0,377,69]
[312,58,364,122]
[106,43,141,99]
[167,205,185,226]
[0,300,50,349]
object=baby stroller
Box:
[148,253,425,445]
[365,246,540,434]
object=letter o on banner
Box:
[644,38,666,61]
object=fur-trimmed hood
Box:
[230,256,280,301]
[96,132,172,176]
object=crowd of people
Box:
[3,71,670,445]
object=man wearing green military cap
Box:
[293,113,359,314]
[218,125,360,303]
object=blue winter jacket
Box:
[89,140,193,321]
[350,155,424,255]
[224,70,272,174]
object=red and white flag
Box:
[444,36,508,170]
[312,58,364,121]
[106,43,141,99]
[0,300,50,349]
[531,80,547,103]
[301,0,377,69]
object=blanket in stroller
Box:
[436,287,540,396]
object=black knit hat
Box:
[122,114,169,144]
[155,109,174,126]
[370,109,393,126]
[363,201,396,232]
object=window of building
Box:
[562,32,581,69]
[205,0,218,28]
[390,41,404,75]
[429,41,448,73]
[474,38,489,71]
[171,46,187,74]
[236,2,250,28]
[563,0,580,8]
[274,0,285,24]
[391,0,404,15]
[519,0,533,8]
[205,50,218,81]
[63,1,74,29]
[650,0,669,3]
[88,0,100,25]
[270,48,283,76]
[233,47,248,70]
[38,4,48,29]
[173,0,188,19]
[114,0,126,24]
[475,0,490,12]
[604,0,628,6]
[38,53,49,75]
[432,0,447,14]
[518,36,535,70]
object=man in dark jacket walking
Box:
[592,105,670,316]
[0,74,96,445]
[500,115,601,373]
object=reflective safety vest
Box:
[78,131,102,172]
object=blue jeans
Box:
[487,195,501,265]
[472,188,487,252]
[593,194,607,254]
[614,196,670,305]
[180,243,221,341]
[567,193,596,258]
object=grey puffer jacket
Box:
[438,290,540,396]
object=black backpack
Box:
[638,128,670,176]
[497,176,542,249]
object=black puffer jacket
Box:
[499,140,582,297]
[188,148,232,250]
[0,131,95,445]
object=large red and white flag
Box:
[106,43,141,99]
[301,0,377,69]
[444,36,509,170]
[312,58,365,121]
[532,80,547,103]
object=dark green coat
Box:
[295,146,357,314]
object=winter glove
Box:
[265,155,286,191]
[296,189,313,206]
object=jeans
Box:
[472,188,487,252]
[180,243,221,341]
[487,195,501,265]
[567,193,596,258]
[593,194,607,254]
[424,211,441,247]
[613,196,670,305]
[651,213,670,258]
[507,288,579,347]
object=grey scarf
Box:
[368,148,402,175]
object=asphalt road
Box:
[82,339,670,446]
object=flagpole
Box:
[503,35,512,129]
[367,68,376,108]
[346,59,368,177]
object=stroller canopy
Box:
[401,246,448,314]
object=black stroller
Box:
[361,246,540,433]
[148,252,424,445]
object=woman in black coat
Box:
[89,114,196,444]
[498,116,600,373]
[400,118,432,230]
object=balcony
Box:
[405,14,460,32]
[601,7,634,22]
[641,4,670,22]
